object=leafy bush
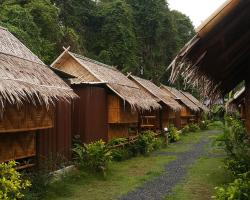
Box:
[136,131,156,155]
[72,140,112,172]
[181,125,190,135]
[168,125,180,142]
[208,121,225,130]
[107,137,127,146]
[107,137,131,161]
[199,120,210,130]
[109,148,131,162]
[0,161,31,200]
[152,137,164,150]
[188,123,200,132]
[214,116,250,200]
[217,118,250,175]
[213,172,250,200]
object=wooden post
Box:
[175,111,181,130]
[244,79,250,135]
[164,131,169,146]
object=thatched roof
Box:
[169,0,250,98]
[181,91,209,113]
[226,87,245,113]
[128,75,182,111]
[52,50,161,111]
[0,26,76,111]
[160,85,200,112]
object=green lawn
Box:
[161,131,203,153]
[27,128,230,200]
[37,132,202,200]
[42,154,176,200]
[165,131,233,200]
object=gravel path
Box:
[118,130,220,200]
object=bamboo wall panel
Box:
[180,106,189,116]
[57,55,99,84]
[108,94,138,124]
[72,86,108,143]
[108,124,129,140]
[0,103,53,133]
[0,132,36,163]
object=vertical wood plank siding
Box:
[37,101,72,162]
[72,85,108,143]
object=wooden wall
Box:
[107,94,138,140]
[37,101,72,163]
[0,132,36,164]
[108,94,138,124]
[244,79,250,134]
[72,85,108,143]
[0,103,53,133]
[0,102,53,167]
[161,106,169,129]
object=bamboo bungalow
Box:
[128,75,182,130]
[227,87,245,120]
[52,50,161,142]
[160,85,200,128]
[181,91,209,122]
[0,26,76,169]
[169,0,250,133]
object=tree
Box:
[0,0,81,63]
[126,0,176,82]
[89,0,138,72]
[160,10,195,92]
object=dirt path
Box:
[119,130,220,200]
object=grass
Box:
[208,121,224,130]
[165,130,233,200]
[27,125,226,200]
[160,131,203,153]
[41,154,176,200]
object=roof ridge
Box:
[0,26,7,30]
[71,52,118,72]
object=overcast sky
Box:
[168,0,226,27]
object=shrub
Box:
[168,125,180,142]
[188,123,200,132]
[136,131,156,155]
[107,137,127,147]
[109,148,131,161]
[181,125,190,135]
[214,116,250,200]
[208,121,225,130]
[107,137,131,161]
[72,140,112,172]
[152,137,164,150]
[213,172,250,200]
[217,118,250,175]
[199,120,210,130]
[0,161,31,200]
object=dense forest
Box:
[0,0,194,87]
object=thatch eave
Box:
[0,27,77,111]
